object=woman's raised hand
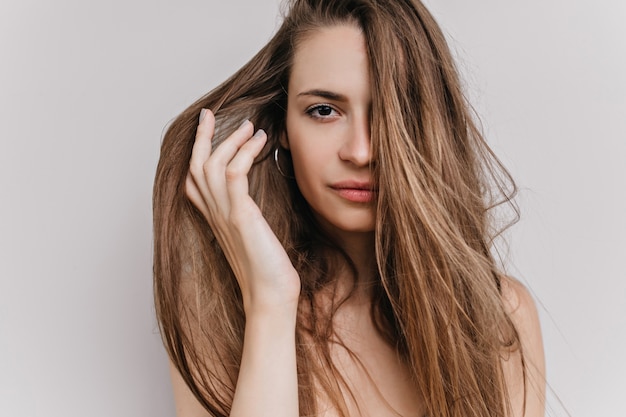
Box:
[186,109,301,318]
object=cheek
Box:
[289,142,315,186]
[286,112,339,185]
[288,135,332,186]
[286,123,314,175]
[285,132,324,205]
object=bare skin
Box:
[185,112,300,417]
[173,24,545,417]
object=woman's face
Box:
[285,24,375,236]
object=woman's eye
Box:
[306,104,338,119]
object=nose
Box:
[338,115,372,167]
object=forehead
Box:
[289,24,370,94]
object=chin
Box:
[323,217,375,235]
[309,204,376,237]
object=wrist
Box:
[242,273,301,320]
[244,300,299,328]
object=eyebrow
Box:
[296,89,348,102]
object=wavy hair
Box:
[153,0,521,416]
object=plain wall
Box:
[0,1,623,416]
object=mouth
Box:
[330,181,378,203]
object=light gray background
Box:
[0,1,624,416]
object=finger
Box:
[207,119,254,168]
[188,109,225,215]
[185,173,211,219]
[225,129,268,205]
[202,119,255,211]
[189,108,215,175]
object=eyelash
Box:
[305,104,339,120]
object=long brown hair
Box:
[153,1,521,416]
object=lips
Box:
[329,181,377,203]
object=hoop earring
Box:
[274,148,294,179]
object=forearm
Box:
[187,109,302,416]
[229,309,299,417]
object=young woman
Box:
[153,1,546,416]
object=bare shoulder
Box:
[499,276,546,417]
[500,276,539,326]
[169,360,213,417]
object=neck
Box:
[327,229,377,304]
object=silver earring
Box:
[274,148,294,179]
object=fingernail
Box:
[199,108,207,123]
[252,129,266,139]
[238,119,250,129]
